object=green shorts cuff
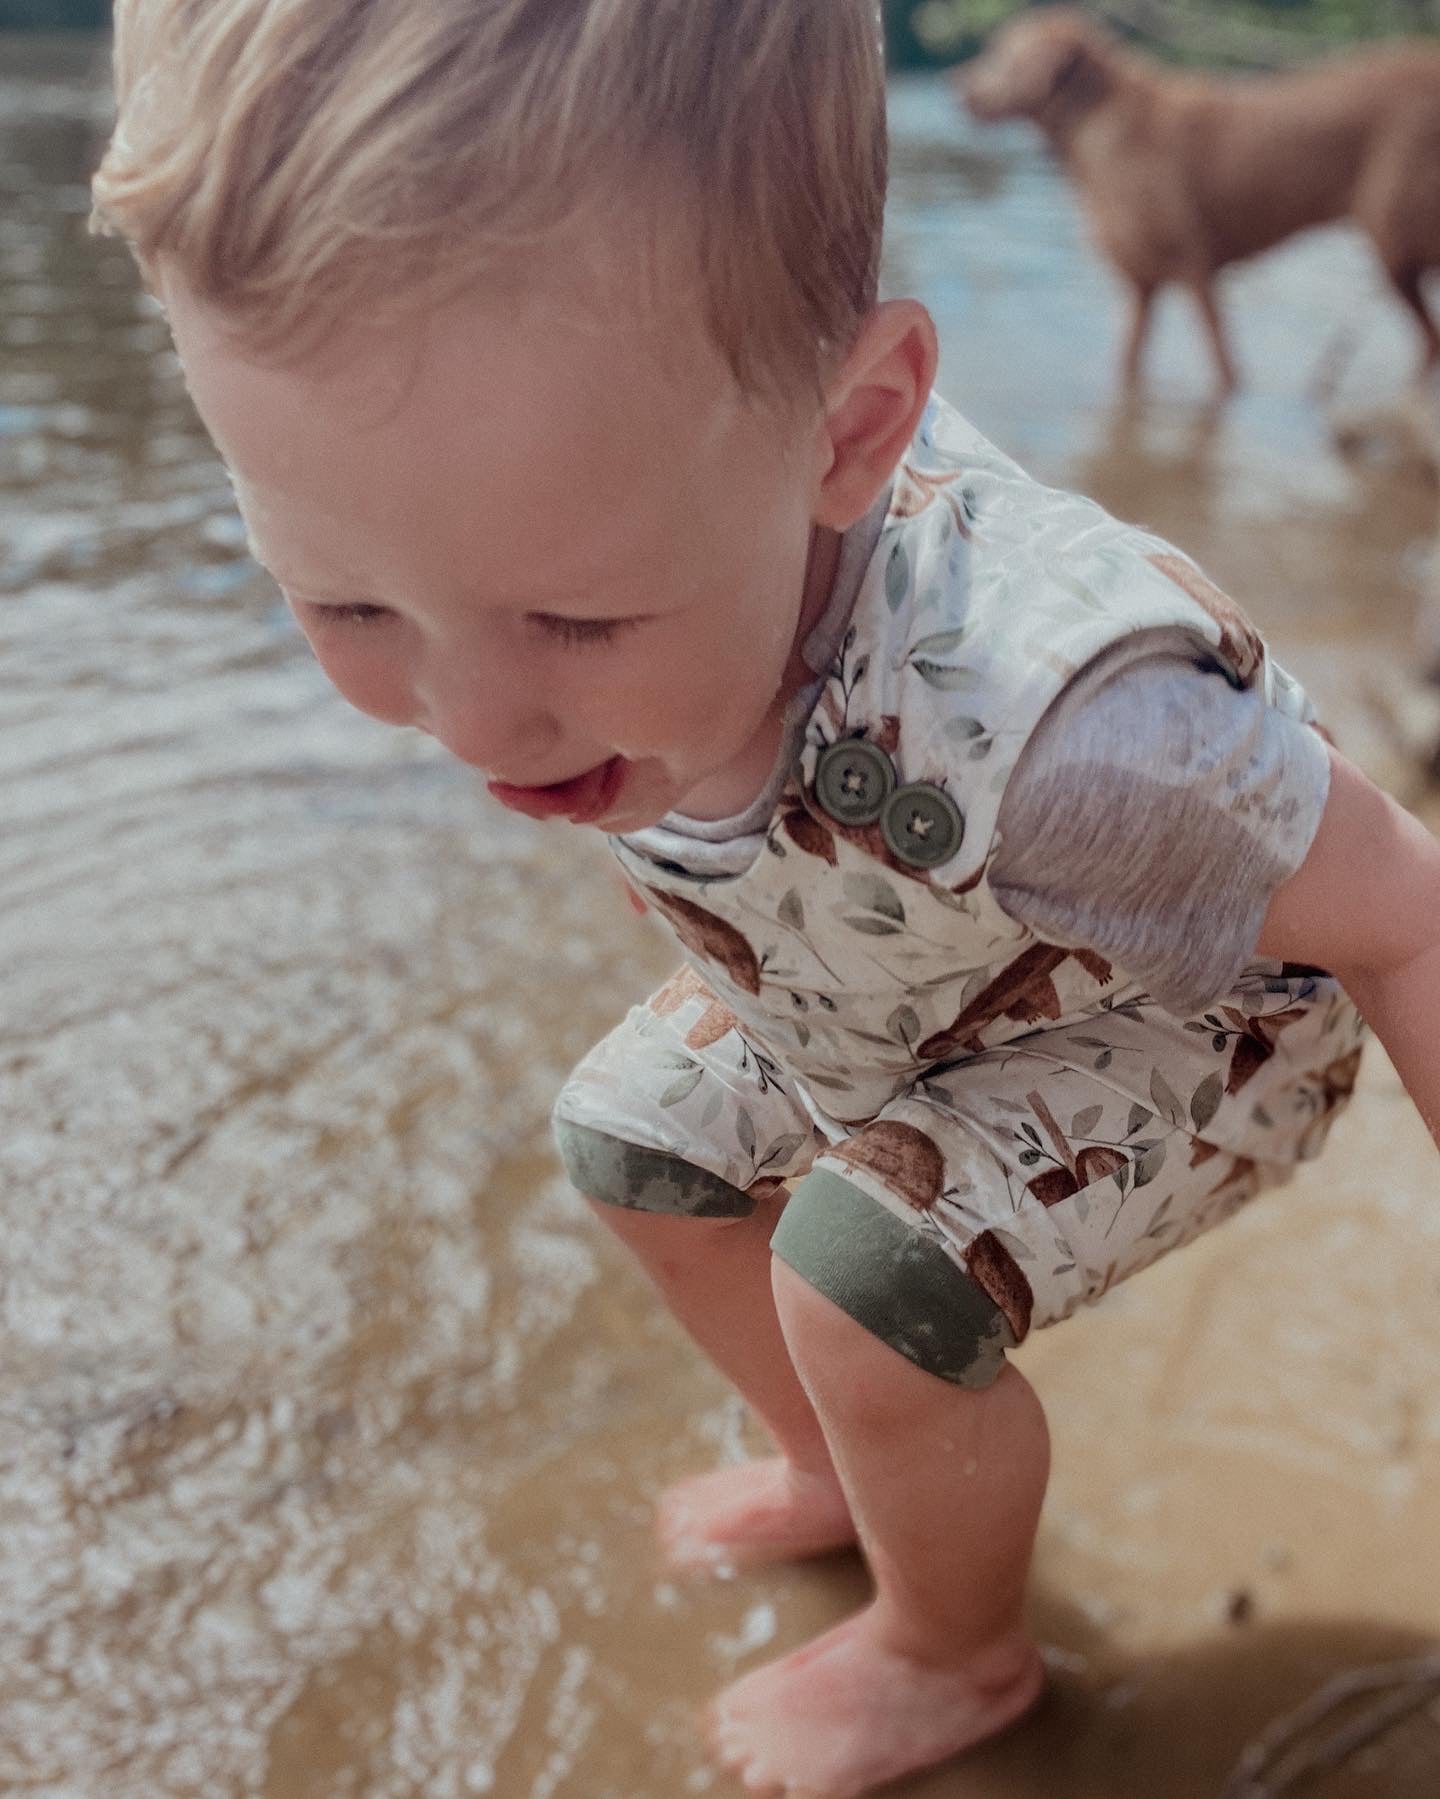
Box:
[770,1167,1016,1387]
[553,1119,757,1218]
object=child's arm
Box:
[1257,748,1440,1150]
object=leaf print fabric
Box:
[555,960,1364,1335]
[555,393,1366,1343]
[555,972,824,1201]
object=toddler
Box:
[94,3,1440,1794]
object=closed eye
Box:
[530,614,640,649]
[297,602,643,644]
[301,601,392,627]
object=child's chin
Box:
[595,801,669,834]
[592,769,679,834]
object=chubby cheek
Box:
[598,647,758,768]
[302,631,415,729]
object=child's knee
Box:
[553,1118,757,1219]
[768,1166,1015,1390]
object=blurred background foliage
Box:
[0,0,107,23]
[884,0,1440,68]
[3,1,1438,55]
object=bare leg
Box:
[1191,276,1238,395]
[706,1259,1049,1798]
[1121,281,1155,392]
[585,1193,856,1571]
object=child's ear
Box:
[813,300,938,530]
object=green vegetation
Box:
[884,0,1440,68]
[0,0,108,24]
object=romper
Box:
[553,397,1366,1386]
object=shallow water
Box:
[3,36,1438,1799]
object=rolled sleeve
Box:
[990,638,1332,1016]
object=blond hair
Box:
[92,0,888,401]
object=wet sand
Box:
[3,38,1438,1799]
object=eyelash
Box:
[305,605,634,648]
[309,602,390,626]
[532,615,625,649]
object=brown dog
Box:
[960,8,1440,393]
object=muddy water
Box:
[3,36,1438,1799]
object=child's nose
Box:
[415,661,559,773]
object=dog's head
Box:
[959,8,1116,127]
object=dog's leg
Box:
[1189,276,1238,395]
[1121,282,1155,392]
[1386,262,1440,377]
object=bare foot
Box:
[704,1604,1044,1797]
[657,1457,856,1574]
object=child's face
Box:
[164,275,834,833]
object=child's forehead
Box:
[166,287,807,606]
[166,267,757,468]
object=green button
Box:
[880,783,964,867]
[814,738,896,825]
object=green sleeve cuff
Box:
[770,1167,1015,1387]
[553,1119,757,1218]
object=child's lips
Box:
[487,755,626,823]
